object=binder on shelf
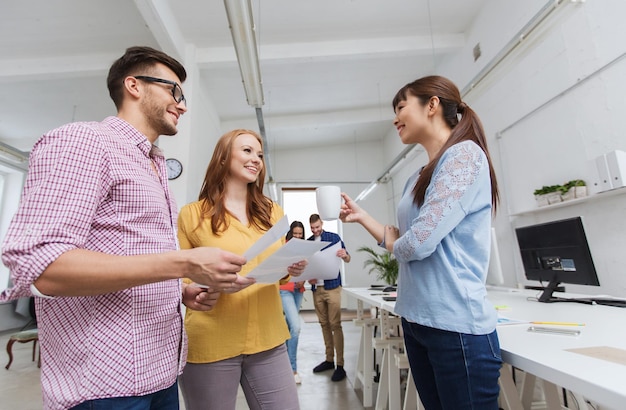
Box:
[606,150,626,189]
[594,154,613,192]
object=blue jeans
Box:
[70,381,179,409]
[280,289,304,372]
[401,319,502,410]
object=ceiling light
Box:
[354,144,421,202]
[355,181,379,202]
[224,0,264,108]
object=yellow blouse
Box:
[177,200,290,363]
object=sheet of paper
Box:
[247,238,331,283]
[291,242,342,282]
[193,215,289,289]
[565,346,626,366]
[243,215,289,261]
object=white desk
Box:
[346,287,626,410]
[488,288,626,410]
[344,288,417,410]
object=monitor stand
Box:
[537,279,562,303]
[534,280,590,304]
[533,280,626,307]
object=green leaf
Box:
[357,246,399,286]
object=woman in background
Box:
[178,129,305,410]
[280,220,306,384]
[340,75,502,409]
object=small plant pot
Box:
[535,194,549,207]
[561,187,576,201]
[574,186,587,198]
[546,192,562,205]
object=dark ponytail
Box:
[392,76,499,213]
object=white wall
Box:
[160,45,223,206]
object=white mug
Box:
[316,185,342,220]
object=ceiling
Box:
[0,0,488,156]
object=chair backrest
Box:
[28,297,37,325]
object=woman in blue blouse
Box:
[340,75,501,409]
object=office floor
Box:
[0,310,369,409]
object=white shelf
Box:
[509,186,626,217]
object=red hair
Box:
[196,129,274,235]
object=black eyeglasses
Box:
[134,76,186,105]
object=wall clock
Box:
[166,158,183,180]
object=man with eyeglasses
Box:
[1,46,255,409]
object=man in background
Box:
[308,213,351,382]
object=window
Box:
[0,166,27,294]
[282,189,338,237]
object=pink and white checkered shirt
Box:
[1,116,186,409]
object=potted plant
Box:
[533,185,562,206]
[358,246,399,286]
[568,179,587,199]
[558,182,575,201]
[559,179,587,201]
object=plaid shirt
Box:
[1,117,185,409]
[308,230,347,291]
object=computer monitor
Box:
[515,217,599,303]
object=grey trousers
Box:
[179,344,299,410]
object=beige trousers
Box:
[313,286,344,366]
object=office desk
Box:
[488,288,626,410]
[344,288,415,410]
[346,287,626,410]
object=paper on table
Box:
[291,242,342,282]
[243,215,289,261]
[247,238,331,283]
[565,346,626,366]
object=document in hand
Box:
[247,238,331,283]
[243,215,290,261]
[291,242,343,282]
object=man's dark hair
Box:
[309,214,321,224]
[107,46,187,110]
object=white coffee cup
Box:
[316,185,342,220]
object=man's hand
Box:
[221,274,257,293]
[287,260,308,277]
[336,248,351,263]
[183,247,255,292]
[182,283,221,311]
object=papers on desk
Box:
[565,346,626,366]
[247,238,331,283]
[290,242,343,282]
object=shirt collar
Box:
[105,116,159,159]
